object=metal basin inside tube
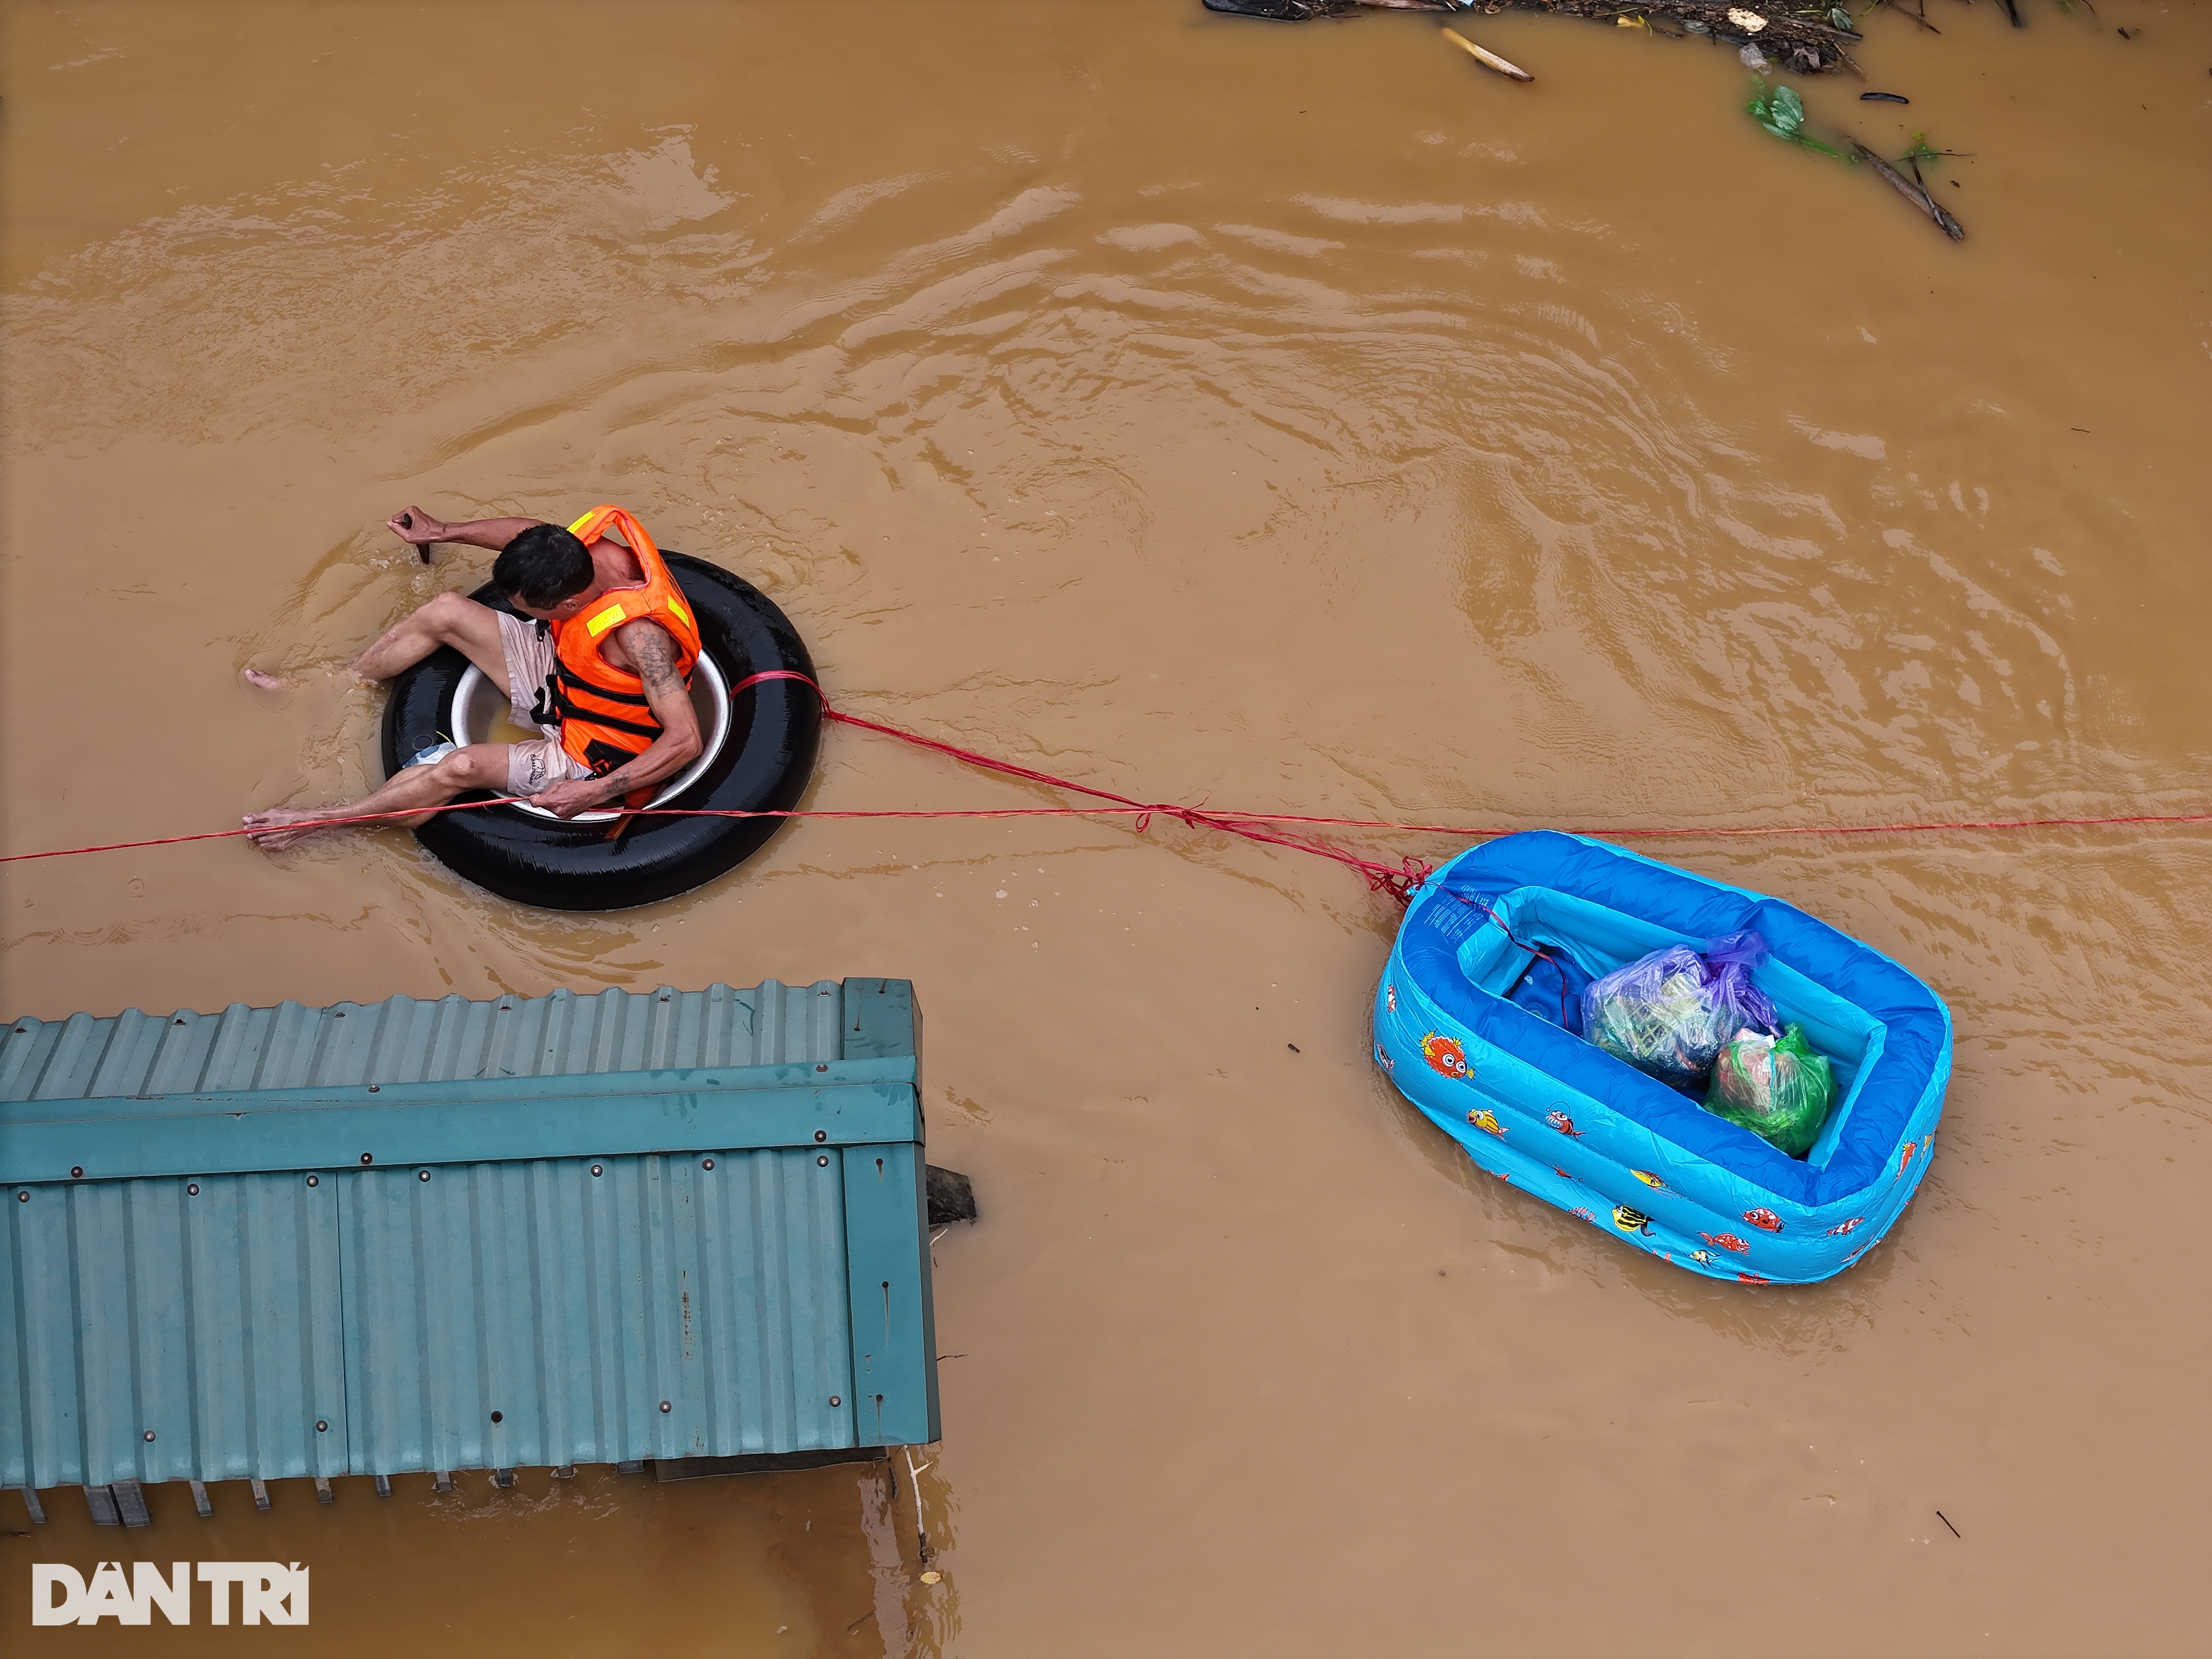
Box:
[447,652,732,824]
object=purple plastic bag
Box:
[1700,931,1780,1036]
[1580,930,1780,1088]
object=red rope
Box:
[8,668,2211,901]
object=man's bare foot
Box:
[242,668,291,692]
[243,808,336,852]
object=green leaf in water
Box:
[1746,77,1849,162]
[1747,78,1804,140]
[1831,7,1852,27]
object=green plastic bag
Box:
[1702,1023,1836,1158]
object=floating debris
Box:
[1204,0,1862,75]
[1851,139,1967,240]
[1440,25,1534,81]
[1200,0,1361,18]
[1862,91,1911,103]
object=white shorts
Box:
[496,611,590,796]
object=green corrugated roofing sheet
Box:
[0,979,937,1493]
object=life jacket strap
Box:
[549,680,666,742]
[555,661,656,707]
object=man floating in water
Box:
[243,505,702,851]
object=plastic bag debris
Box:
[1580,931,1779,1088]
[1702,1022,1836,1157]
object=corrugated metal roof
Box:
[2,978,866,1099]
[0,980,938,1492]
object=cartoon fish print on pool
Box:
[1824,1216,1864,1237]
[1735,1272,1772,1285]
[1700,1231,1751,1255]
[1570,1206,1596,1223]
[1630,1169,1667,1190]
[1895,1139,1919,1181]
[1421,1032,1472,1079]
[1385,982,1398,1013]
[1374,1042,1395,1076]
[1690,1248,1716,1267]
[1612,1205,1652,1235]
[1544,1108,1582,1138]
[1742,1207,1783,1234]
[1465,1107,1506,1137]
[1554,1167,1575,1180]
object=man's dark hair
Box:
[493,525,593,608]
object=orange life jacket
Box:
[547,506,702,781]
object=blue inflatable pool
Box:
[1373,832,1951,1283]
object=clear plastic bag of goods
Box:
[1579,931,1780,1089]
[1702,1022,1836,1158]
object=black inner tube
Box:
[378,553,820,911]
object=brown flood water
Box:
[4,2,2208,1654]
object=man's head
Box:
[494,525,596,618]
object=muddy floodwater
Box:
[4,1,2208,1654]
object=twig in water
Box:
[1937,1510,1961,1537]
[904,1446,933,1563]
[1850,139,1965,240]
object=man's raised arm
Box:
[387,506,549,552]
